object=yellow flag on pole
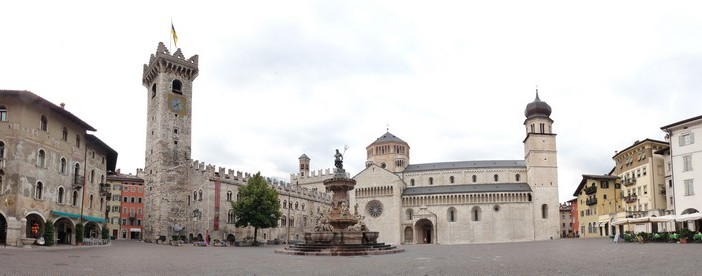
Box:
[171,22,179,48]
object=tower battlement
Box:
[142,42,199,86]
[291,168,349,180]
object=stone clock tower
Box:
[141,42,199,241]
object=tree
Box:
[43,222,55,246]
[231,172,282,245]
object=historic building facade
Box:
[0,90,117,246]
[661,115,702,231]
[105,170,145,240]
[140,43,330,243]
[572,174,620,238]
[293,93,560,244]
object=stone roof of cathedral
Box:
[367,131,408,147]
[402,183,532,196]
[404,160,525,172]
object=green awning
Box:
[51,210,107,223]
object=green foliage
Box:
[43,222,55,246]
[75,224,84,243]
[231,172,282,244]
[679,228,694,240]
[101,226,109,240]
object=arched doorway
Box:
[403,226,413,243]
[415,219,434,244]
[197,233,203,241]
[226,234,235,245]
[25,214,44,239]
[84,222,100,238]
[54,217,75,245]
[0,213,7,245]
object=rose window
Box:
[367,200,383,218]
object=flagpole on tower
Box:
[170,19,178,49]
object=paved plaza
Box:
[0,238,698,275]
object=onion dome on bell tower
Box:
[524,90,552,119]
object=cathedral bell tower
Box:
[523,90,559,240]
[141,42,199,242]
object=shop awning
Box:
[676,213,702,222]
[51,210,107,223]
[129,228,142,232]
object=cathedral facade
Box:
[293,94,560,244]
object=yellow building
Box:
[573,174,621,238]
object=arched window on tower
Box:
[429,177,433,185]
[541,204,548,219]
[472,175,477,183]
[89,194,94,209]
[198,189,203,201]
[227,190,233,201]
[283,200,287,209]
[530,124,535,133]
[449,176,455,184]
[62,127,68,141]
[193,191,197,202]
[151,83,157,98]
[172,79,183,94]
[540,123,545,133]
[515,174,521,182]
[494,174,499,182]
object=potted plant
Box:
[679,228,693,244]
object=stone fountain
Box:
[276,149,403,256]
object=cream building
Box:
[293,93,560,244]
[612,139,668,233]
[573,174,620,238]
[0,90,117,246]
[661,115,702,231]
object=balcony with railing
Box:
[584,185,597,195]
[99,183,111,196]
[586,197,598,206]
[622,178,637,187]
[624,194,637,203]
[72,174,84,189]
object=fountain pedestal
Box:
[276,164,402,256]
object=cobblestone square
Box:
[0,238,698,275]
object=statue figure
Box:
[340,201,349,215]
[334,149,343,170]
[315,215,334,232]
[354,203,359,216]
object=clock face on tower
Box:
[168,95,186,114]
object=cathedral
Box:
[293,94,560,244]
[142,42,559,245]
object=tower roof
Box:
[367,131,408,148]
[299,154,310,160]
[524,90,552,119]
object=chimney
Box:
[60,103,65,109]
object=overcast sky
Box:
[2,1,701,202]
